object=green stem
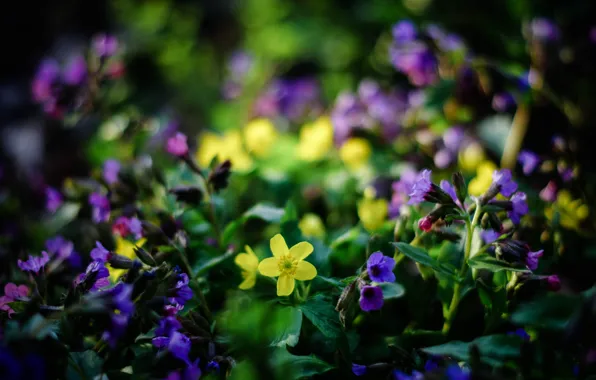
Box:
[442,199,481,334]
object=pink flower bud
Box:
[418,216,433,232]
[546,275,561,292]
[166,132,189,157]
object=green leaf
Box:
[299,295,342,339]
[511,294,580,330]
[23,314,59,339]
[193,250,235,276]
[270,307,302,348]
[222,220,242,245]
[67,351,104,380]
[422,334,522,366]
[242,204,285,223]
[275,351,334,379]
[468,254,530,273]
[330,227,361,249]
[378,282,406,299]
[392,242,457,278]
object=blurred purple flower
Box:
[31,59,60,103]
[407,169,432,205]
[518,150,540,175]
[440,180,458,204]
[526,249,543,271]
[367,252,396,283]
[445,364,471,380]
[390,167,420,217]
[156,316,182,338]
[17,251,50,274]
[529,18,560,41]
[492,92,516,112]
[480,229,501,244]
[103,159,121,185]
[509,192,529,224]
[90,241,111,262]
[434,149,453,169]
[352,363,367,376]
[539,181,557,202]
[559,166,573,182]
[547,275,561,291]
[443,127,465,152]
[45,187,63,213]
[207,361,220,374]
[389,42,438,87]
[359,285,384,311]
[393,370,424,380]
[89,193,110,223]
[169,273,193,306]
[166,132,189,157]
[77,261,110,291]
[227,51,253,81]
[168,332,192,363]
[62,55,87,86]
[167,359,202,380]
[509,328,530,341]
[492,169,518,197]
[92,34,119,58]
[392,20,417,42]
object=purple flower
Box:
[492,169,518,197]
[526,249,543,271]
[166,132,189,157]
[92,34,119,58]
[393,370,424,380]
[539,181,557,202]
[509,328,530,341]
[45,187,63,213]
[17,251,50,274]
[227,51,253,81]
[89,193,110,223]
[434,149,453,169]
[103,313,128,347]
[443,127,464,152]
[445,364,471,380]
[110,283,135,316]
[518,150,540,175]
[156,316,182,337]
[45,236,73,258]
[359,285,384,312]
[546,275,561,291]
[167,359,202,380]
[508,192,529,224]
[559,166,573,182]
[392,21,417,42]
[407,169,432,205]
[170,273,193,306]
[367,252,396,283]
[389,42,438,87]
[128,217,143,240]
[440,180,458,204]
[207,360,220,373]
[168,331,191,363]
[352,363,367,376]
[77,261,110,291]
[492,92,516,112]
[529,18,559,41]
[62,55,87,86]
[31,59,60,103]
[390,167,420,217]
[481,229,501,244]
[90,241,111,262]
[424,358,440,372]
[103,159,121,185]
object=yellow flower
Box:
[196,131,253,171]
[468,160,497,196]
[297,116,334,161]
[458,142,486,173]
[340,138,371,170]
[234,245,259,290]
[358,188,388,232]
[298,213,325,238]
[110,237,146,281]
[258,234,317,296]
[244,118,278,157]
[545,190,589,230]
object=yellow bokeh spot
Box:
[468,160,497,196]
[297,116,334,162]
[340,138,372,170]
[358,195,388,232]
[244,118,278,158]
[459,142,486,173]
[109,237,146,281]
[298,213,326,238]
[196,131,253,171]
[545,190,589,230]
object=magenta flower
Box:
[45,187,63,213]
[166,132,189,157]
[492,169,518,197]
[62,55,87,86]
[17,251,50,274]
[407,169,432,204]
[526,249,543,271]
[89,193,110,223]
[539,181,557,202]
[90,241,111,262]
[31,59,60,103]
[518,150,540,175]
[112,216,143,239]
[0,284,29,318]
[92,34,119,58]
[359,285,384,312]
[509,192,529,224]
[418,216,434,232]
[367,252,396,283]
[546,275,561,291]
[103,159,121,185]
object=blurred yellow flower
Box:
[297,116,334,161]
[110,237,146,281]
[358,188,388,232]
[234,245,259,290]
[298,213,325,238]
[244,118,278,158]
[258,234,317,296]
[459,142,486,173]
[545,190,589,230]
[340,138,371,170]
[468,160,497,196]
[197,131,253,171]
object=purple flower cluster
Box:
[331,79,407,145]
[17,251,50,274]
[359,252,397,312]
[389,167,421,218]
[45,236,81,268]
[89,192,111,223]
[153,316,202,378]
[254,77,322,122]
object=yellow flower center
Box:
[278,255,298,275]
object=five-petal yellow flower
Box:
[258,234,317,296]
[234,245,259,290]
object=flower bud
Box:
[169,186,203,205]
[546,275,561,291]
[108,254,135,269]
[452,171,467,204]
[418,216,434,232]
[133,246,157,266]
[208,159,232,192]
[336,280,358,327]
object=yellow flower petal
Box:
[234,252,259,272]
[293,260,317,281]
[238,273,257,290]
[277,274,295,296]
[244,118,278,157]
[270,234,289,258]
[340,138,372,170]
[258,257,281,277]
[298,213,325,238]
[289,241,314,261]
